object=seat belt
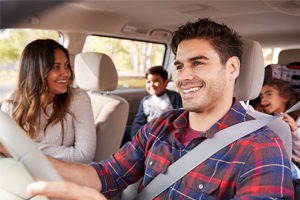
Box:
[135,101,300,200]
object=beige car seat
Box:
[74,52,129,162]
[278,48,300,65]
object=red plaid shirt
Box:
[91,99,294,199]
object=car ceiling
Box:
[1,0,300,48]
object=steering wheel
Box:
[0,110,62,199]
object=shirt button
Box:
[149,161,153,166]
[198,184,204,190]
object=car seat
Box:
[278,48,300,65]
[235,40,292,159]
[278,48,300,94]
[74,52,129,162]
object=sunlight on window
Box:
[263,47,281,66]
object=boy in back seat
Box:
[130,66,182,138]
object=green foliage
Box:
[83,35,165,77]
[0,29,59,66]
[0,29,165,95]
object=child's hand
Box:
[281,113,298,132]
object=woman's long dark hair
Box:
[11,39,74,139]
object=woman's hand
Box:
[281,113,298,132]
[27,181,107,200]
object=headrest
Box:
[233,39,265,101]
[74,52,118,91]
[278,48,300,65]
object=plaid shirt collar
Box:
[173,98,248,139]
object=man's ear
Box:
[226,56,240,80]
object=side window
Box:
[0,29,61,100]
[82,35,166,89]
[263,47,281,66]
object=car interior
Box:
[0,0,300,199]
[0,38,293,200]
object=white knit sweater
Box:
[1,88,96,163]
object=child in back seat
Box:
[258,78,300,176]
[130,66,182,138]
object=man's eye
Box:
[175,65,183,70]
[193,61,202,66]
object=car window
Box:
[263,47,281,66]
[0,29,281,101]
[83,35,166,89]
[0,29,60,100]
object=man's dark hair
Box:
[146,66,169,81]
[171,18,243,65]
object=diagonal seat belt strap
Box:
[135,101,300,200]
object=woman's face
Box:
[46,48,71,102]
[260,85,287,114]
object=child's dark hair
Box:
[264,78,300,120]
[146,66,169,81]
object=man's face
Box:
[174,38,232,113]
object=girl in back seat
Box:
[259,78,300,169]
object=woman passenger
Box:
[0,39,96,163]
